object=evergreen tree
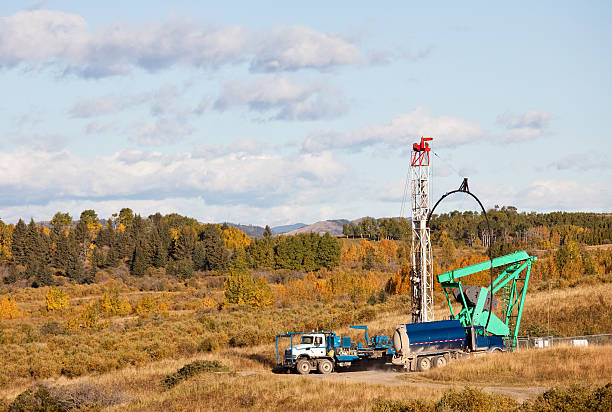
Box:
[316,233,341,269]
[130,242,148,277]
[50,227,69,271]
[229,247,249,272]
[66,233,85,283]
[263,225,273,238]
[26,218,43,262]
[167,258,195,279]
[192,242,207,271]
[73,219,90,259]
[27,258,54,287]
[172,226,196,261]
[96,220,115,247]
[11,219,27,265]
[199,224,227,271]
[106,246,120,268]
[149,230,168,268]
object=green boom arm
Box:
[437,250,537,349]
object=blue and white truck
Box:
[276,320,505,374]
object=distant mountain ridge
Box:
[225,223,266,238]
[285,219,350,236]
[272,223,307,234]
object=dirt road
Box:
[297,370,546,402]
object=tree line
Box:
[342,208,612,248]
[0,209,341,286]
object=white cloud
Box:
[214,75,347,120]
[468,179,612,213]
[249,26,362,72]
[133,118,195,146]
[0,10,364,78]
[496,110,551,142]
[70,86,183,118]
[548,151,611,171]
[302,106,484,152]
[0,146,350,215]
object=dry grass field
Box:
[0,273,610,410]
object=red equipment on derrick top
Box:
[411,137,433,167]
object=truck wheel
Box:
[417,356,432,372]
[433,356,447,368]
[296,359,311,375]
[317,359,333,374]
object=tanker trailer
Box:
[391,319,504,371]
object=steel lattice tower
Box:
[410,137,434,323]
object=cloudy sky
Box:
[0,1,610,225]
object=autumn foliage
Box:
[45,287,68,311]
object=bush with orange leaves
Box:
[385,265,411,295]
[341,238,401,269]
[276,270,384,305]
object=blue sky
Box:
[0,1,610,225]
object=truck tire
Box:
[296,359,311,375]
[417,356,432,372]
[317,359,333,374]
[433,356,447,368]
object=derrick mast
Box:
[410,137,434,323]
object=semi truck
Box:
[276,326,394,374]
[276,250,535,374]
[277,319,504,374]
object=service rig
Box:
[276,250,535,374]
[276,137,536,374]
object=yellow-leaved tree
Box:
[222,226,251,250]
[45,287,69,311]
[135,295,168,315]
[224,270,272,308]
[98,288,131,316]
[0,296,21,319]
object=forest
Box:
[0,207,609,292]
[344,207,612,247]
[0,209,340,288]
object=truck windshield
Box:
[301,336,314,344]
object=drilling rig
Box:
[409,137,434,323]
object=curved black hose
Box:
[426,180,495,333]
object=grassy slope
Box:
[1,277,610,409]
[414,345,612,386]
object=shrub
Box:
[8,383,126,412]
[0,296,21,320]
[8,384,65,412]
[198,333,228,352]
[45,287,68,311]
[135,295,167,315]
[40,321,67,336]
[98,288,131,316]
[224,271,272,308]
[51,382,127,410]
[167,258,195,279]
[523,384,612,412]
[65,302,103,330]
[371,398,432,412]
[372,388,517,412]
[435,387,518,412]
[162,360,228,389]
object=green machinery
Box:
[437,251,537,349]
